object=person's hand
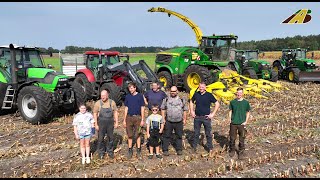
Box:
[140,119,144,127]
[183,119,187,125]
[190,111,196,118]
[123,120,126,128]
[75,135,80,140]
[205,113,214,120]
[241,121,247,126]
[114,121,119,129]
[147,133,150,138]
[159,129,163,134]
[95,125,99,131]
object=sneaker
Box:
[163,151,169,156]
[137,148,142,158]
[81,157,86,165]
[148,154,154,159]
[177,150,183,156]
[127,148,133,159]
[108,153,114,159]
[99,154,104,160]
[86,157,90,164]
[156,154,162,159]
[229,150,236,158]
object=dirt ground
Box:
[0,81,320,178]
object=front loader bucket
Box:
[298,71,320,82]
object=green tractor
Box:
[155,34,238,92]
[0,44,85,124]
[228,49,278,82]
[272,48,320,83]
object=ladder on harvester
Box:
[2,85,15,109]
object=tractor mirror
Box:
[0,50,3,56]
[18,64,23,69]
[98,64,103,68]
[47,64,54,69]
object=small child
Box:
[146,104,164,159]
[72,104,95,164]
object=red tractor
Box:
[74,51,159,105]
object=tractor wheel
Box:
[270,69,279,82]
[17,86,53,124]
[227,63,237,72]
[288,68,300,83]
[242,69,258,79]
[184,65,213,92]
[273,61,283,78]
[100,82,122,106]
[75,73,93,100]
[157,71,173,90]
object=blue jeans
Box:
[192,117,213,150]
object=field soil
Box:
[0,81,320,178]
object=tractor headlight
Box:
[58,78,68,82]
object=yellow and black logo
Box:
[282,9,311,24]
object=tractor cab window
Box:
[296,50,306,59]
[106,55,120,65]
[24,50,44,68]
[245,51,259,60]
[201,38,233,61]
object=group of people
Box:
[72,81,251,164]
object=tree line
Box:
[39,34,320,54]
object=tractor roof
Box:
[0,44,39,49]
[158,47,200,55]
[85,51,120,56]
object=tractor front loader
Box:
[0,44,85,124]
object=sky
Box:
[0,2,319,50]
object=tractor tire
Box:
[288,68,300,83]
[273,61,283,79]
[157,71,173,90]
[75,73,93,100]
[100,82,122,106]
[270,69,279,82]
[17,86,54,124]
[242,69,258,79]
[227,62,237,72]
[184,65,213,93]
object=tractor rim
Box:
[22,94,37,118]
[273,66,279,73]
[159,76,167,87]
[289,71,294,81]
[187,72,201,89]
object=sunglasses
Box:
[152,109,158,111]
[170,90,177,92]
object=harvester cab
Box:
[0,44,85,124]
[273,48,320,83]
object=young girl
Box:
[72,104,95,164]
[146,104,164,159]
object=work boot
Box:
[137,148,142,158]
[127,148,133,159]
[238,150,245,160]
[156,154,163,159]
[99,153,105,160]
[177,150,183,156]
[148,154,154,159]
[229,150,236,158]
[108,153,114,159]
[163,151,169,156]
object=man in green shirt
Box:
[228,87,251,160]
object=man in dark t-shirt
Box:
[123,82,145,159]
[189,82,220,154]
[144,81,167,115]
[228,87,251,160]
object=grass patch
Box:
[43,57,62,72]
[128,53,156,70]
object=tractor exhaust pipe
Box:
[9,44,18,88]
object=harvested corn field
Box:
[0,81,320,178]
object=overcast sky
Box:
[0,2,319,50]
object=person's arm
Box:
[228,110,232,123]
[242,111,250,125]
[189,100,195,118]
[73,125,79,140]
[160,121,165,134]
[123,106,128,128]
[143,94,148,106]
[208,101,220,119]
[140,105,145,126]
[114,104,119,128]
[93,112,99,131]
[160,99,166,124]
[182,98,188,125]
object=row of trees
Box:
[236,34,320,51]
[39,34,320,54]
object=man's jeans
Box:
[229,123,245,152]
[192,117,213,150]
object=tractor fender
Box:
[15,81,40,102]
[272,60,285,69]
[75,69,96,82]
[156,66,173,74]
[227,61,240,72]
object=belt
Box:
[128,114,140,117]
[195,116,208,119]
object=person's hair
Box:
[199,81,206,86]
[128,82,136,88]
[151,104,159,110]
[101,89,110,94]
[79,104,87,109]
[237,87,243,92]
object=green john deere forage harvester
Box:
[228,49,278,82]
[0,44,85,124]
[272,48,320,83]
